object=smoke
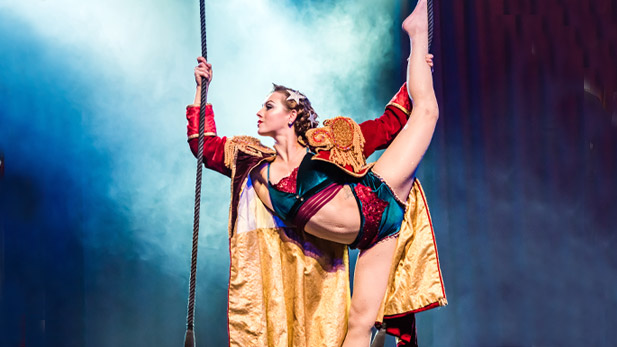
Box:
[19,0,395,264]
[205,0,396,136]
[1,0,401,345]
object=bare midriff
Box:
[251,166,361,244]
[302,185,361,244]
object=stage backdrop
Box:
[1,0,616,346]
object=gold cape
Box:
[223,137,447,347]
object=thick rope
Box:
[184,0,208,346]
[427,0,434,50]
[181,1,432,345]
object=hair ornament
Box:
[286,89,305,104]
[308,111,319,127]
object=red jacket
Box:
[186,83,412,177]
[184,84,444,346]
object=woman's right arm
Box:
[186,57,232,177]
[186,105,231,177]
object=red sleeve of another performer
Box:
[186,104,231,177]
[359,83,413,158]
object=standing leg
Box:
[342,237,398,347]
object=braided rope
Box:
[180,1,434,345]
[184,0,208,346]
[427,0,434,50]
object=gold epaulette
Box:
[224,135,275,169]
[306,116,366,173]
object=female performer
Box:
[186,1,444,346]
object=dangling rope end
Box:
[184,328,196,347]
[183,0,208,346]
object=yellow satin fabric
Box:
[377,179,447,321]
[228,180,350,347]
[227,177,446,346]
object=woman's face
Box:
[256,91,296,137]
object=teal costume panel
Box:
[267,152,406,250]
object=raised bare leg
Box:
[342,237,398,347]
[373,0,439,200]
[342,2,438,345]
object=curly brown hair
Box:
[271,84,319,145]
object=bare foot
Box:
[402,0,428,37]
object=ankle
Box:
[402,9,428,37]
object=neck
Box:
[273,133,305,164]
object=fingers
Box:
[425,53,434,67]
[196,57,212,68]
[194,56,213,86]
[194,63,212,75]
[195,56,212,71]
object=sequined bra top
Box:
[266,152,349,223]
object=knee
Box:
[347,305,377,337]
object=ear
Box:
[288,109,298,124]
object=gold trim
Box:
[224,136,275,170]
[224,138,236,170]
[227,145,238,237]
[386,102,410,116]
[187,132,216,141]
[307,116,367,173]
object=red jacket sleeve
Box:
[359,83,413,158]
[186,104,232,177]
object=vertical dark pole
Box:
[427,0,434,51]
[184,0,208,346]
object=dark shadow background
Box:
[415,0,617,345]
[1,0,616,346]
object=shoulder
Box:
[224,135,275,169]
[305,116,370,176]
